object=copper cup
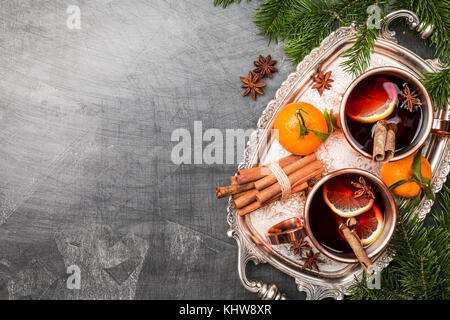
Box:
[303,168,397,264]
[340,66,450,162]
[266,217,304,245]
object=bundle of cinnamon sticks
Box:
[215,154,324,216]
[373,120,397,162]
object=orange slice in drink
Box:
[337,204,384,245]
[323,178,374,218]
[354,204,384,245]
[346,77,398,123]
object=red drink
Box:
[344,75,424,156]
[308,174,385,254]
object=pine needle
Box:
[349,183,450,300]
[284,0,382,65]
[340,25,378,78]
[422,68,450,112]
[254,0,302,44]
[213,0,251,8]
[284,0,336,63]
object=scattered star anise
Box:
[240,71,266,101]
[351,176,375,199]
[289,235,311,256]
[400,85,422,112]
[300,250,323,272]
[312,68,333,96]
[253,54,278,79]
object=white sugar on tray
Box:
[316,130,382,176]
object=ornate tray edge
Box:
[226,10,449,300]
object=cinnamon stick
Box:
[347,217,359,228]
[232,189,255,200]
[256,161,324,204]
[332,214,373,275]
[235,154,301,184]
[233,189,258,209]
[373,120,387,162]
[384,122,397,162]
[215,182,255,199]
[288,180,309,194]
[254,153,316,191]
[237,182,308,216]
[234,167,269,185]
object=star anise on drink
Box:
[253,54,278,79]
[240,71,266,100]
[400,85,422,112]
[312,68,333,96]
[289,235,311,256]
[351,176,375,199]
[300,250,323,272]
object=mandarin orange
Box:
[274,102,328,155]
[381,153,432,198]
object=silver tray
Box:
[227,10,450,300]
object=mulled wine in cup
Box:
[340,67,450,162]
[303,168,397,264]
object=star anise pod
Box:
[289,235,311,256]
[240,71,266,101]
[351,176,375,199]
[400,85,422,112]
[312,68,333,96]
[253,54,278,79]
[300,250,323,272]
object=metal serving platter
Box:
[226,10,449,300]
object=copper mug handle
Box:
[431,119,450,136]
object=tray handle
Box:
[228,229,287,300]
[380,9,434,42]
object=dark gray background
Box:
[0,0,447,300]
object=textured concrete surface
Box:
[0,0,446,300]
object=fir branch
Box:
[339,1,388,77]
[440,184,450,214]
[349,185,450,300]
[332,0,381,26]
[422,67,450,112]
[284,0,380,64]
[283,0,336,64]
[254,0,301,44]
[213,0,251,8]
[394,0,449,63]
[340,24,378,78]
